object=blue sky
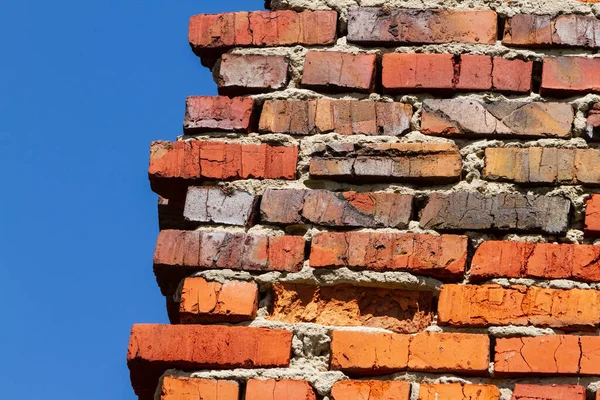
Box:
[0,1,262,398]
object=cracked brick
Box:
[418,383,500,400]
[183,186,258,227]
[216,54,289,95]
[585,194,600,236]
[419,192,571,234]
[302,51,377,93]
[541,56,600,96]
[183,96,254,133]
[421,99,573,138]
[159,376,239,400]
[246,380,316,400]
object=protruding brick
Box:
[492,58,532,93]
[382,53,454,93]
[160,376,239,400]
[309,142,462,183]
[128,324,292,399]
[148,141,298,197]
[302,51,377,93]
[456,55,493,91]
[188,10,337,52]
[330,330,411,374]
[331,380,411,400]
[511,384,586,400]
[310,232,468,280]
[585,194,600,236]
[484,147,600,185]
[259,99,413,136]
[420,192,571,234]
[183,186,258,226]
[216,54,289,94]
[184,96,254,133]
[504,14,600,49]
[179,278,258,323]
[260,189,413,228]
[541,56,600,96]
[246,379,316,400]
[421,99,573,138]
[438,284,600,330]
[407,332,490,375]
[153,230,305,295]
[347,8,497,45]
[419,383,500,400]
[270,283,433,333]
[471,241,600,282]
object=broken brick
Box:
[159,376,239,400]
[585,194,600,236]
[245,380,316,400]
[382,53,455,93]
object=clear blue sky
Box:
[0,1,262,398]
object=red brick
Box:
[511,384,586,400]
[330,330,411,374]
[438,284,600,330]
[456,55,492,91]
[246,379,316,400]
[184,96,254,133]
[302,51,377,93]
[418,383,500,400]
[148,140,298,197]
[179,277,258,323]
[159,376,239,400]
[471,241,600,282]
[408,332,490,375]
[347,8,497,45]
[153,230,305,296]
[188,10,337,52]
[269,282,433,333]
[216,54,289,95]
[541,56,600,96]
[309,232,467,280]
[585,194,600,236]
[492,58,532,93]
[127,324,292,399]
[259,99,413,136]
[382,53,455,93]
[331,380,411,400]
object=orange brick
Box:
[127,324,291,399]
[331,380,411,400]
[408,332,490,375]
[330,330,410,374]
[302,51,377,93]
[246,379,316,400]
[585,195,600,236]
[438,284,600,330]
[418,383,500,400]
[511,384,586,400]
[179,278,258,323]
[382,53,455,93]
[541,56,600,96]
[160,376,239,400]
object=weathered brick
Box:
[408,332,490,375]
[438,284,600,330]
[160,376,239,400]
[456,55,493,91]
[471,241,600,282]
[586,103,600,141]
[153,230,305,295]
[179,277,258,323]
[309,232,468,280]
[421,99,573,138]
[541,56,600,96]
[331,380,411,400]
[347,8,497,45]
[484,147,600,185]
[382,53,455,93]
[504,14,600,49]
[492,58,532,93]
[183,186,258,226]
[269,282,433,333]
[260,189,413,228]
[128,324,291,399]
[420,192,571,234]
[246,379,316,400]
[302,51,377,93]
[148,141,298,197]
[216,54,289,94]
[511,384,586,400]
[189,10,337,52]
[585,194,600,235]
[183,96,254,134]
[330,330,411,374]
[493,335,600,375]
[259,99,413,136]
[309,142,462,183]
[418,383,500,400]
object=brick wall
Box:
[128,0,600,399]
